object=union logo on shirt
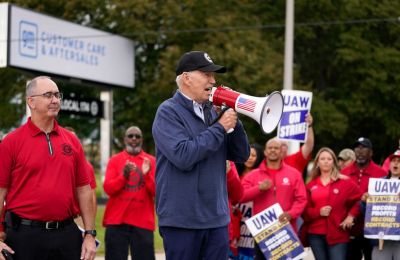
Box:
[282,177,291,185]
[125,169,145,191]
[62,143,73,156]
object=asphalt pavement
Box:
[95,248,316,260]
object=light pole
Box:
[283,0,299,154]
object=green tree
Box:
[1,0,399,163]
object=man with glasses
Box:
[152,51,250,260]
[341,137,386,260]
[0,76,96,260]
[103,126,156,260]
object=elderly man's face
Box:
[182,71,216,103]
[27,78,61,118]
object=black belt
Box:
[19,218,74,230]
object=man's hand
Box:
[123,161,135,179]
[320,205,332,217]
[0,241,14,260]
[218,109,237,132]
[340,215,355,230]
[142,158,151,175]
[361,192,369,202]
[279,212,292,223]
[258,179,272,191]
[0,232,5,243]
[305,113,313,126]
[80,235,96,260]
[225,161,231,174]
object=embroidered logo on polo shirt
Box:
[282,177,291,185]
[62,143,73,156]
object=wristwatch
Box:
[84,230,97,237]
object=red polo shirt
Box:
[0,118,89,221]
[341,161,386,236]
[284,149,311,173]
[303,177,362,245]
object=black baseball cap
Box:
[354,137,373,149]
[176,51,227,76]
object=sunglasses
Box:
[126,134,142,139]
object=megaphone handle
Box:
[210,106,234,134]
[210,106,230,125]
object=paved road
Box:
[95,248,315,260]
[95,252,166,260]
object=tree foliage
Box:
[1,0,399,163]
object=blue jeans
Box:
[308,234,347,260]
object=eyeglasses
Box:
[29,92,63,99]
[126,134,142,139]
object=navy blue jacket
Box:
[152,91,250,229]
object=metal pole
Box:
[283,0,299,154]
[100,89,113,197]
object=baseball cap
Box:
[389,150,400,161]
[338,148,356,161]
[354,137,373,149]
[176,51,227,76]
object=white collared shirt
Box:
[179,91,205,122]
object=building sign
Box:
[60,95,103,118]
[0,3,134,88]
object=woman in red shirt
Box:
[301,147,362,260]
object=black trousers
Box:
[346,235,372,260]
[105,224,155,260]
[5,223,82,260]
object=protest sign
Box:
[245,203,306,260]
[277,90,312,142]
[237,202,255,259]
[364,178,400,240]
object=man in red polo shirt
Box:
[241,137,307,260]
[341,137,387,260]
[0,76,96,260]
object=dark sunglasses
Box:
[126,134,142,139]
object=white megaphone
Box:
[209,86,284,134]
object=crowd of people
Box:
[0,51,398,260]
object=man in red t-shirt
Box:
[341,137,387,260]
[0,76,96,260]
[281,113,314,174]
[103,126,156,260]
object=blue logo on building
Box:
[19,20,38,58]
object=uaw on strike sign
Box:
[278,90,312,142]
[364,178,400,240]
[245,203,306,260]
